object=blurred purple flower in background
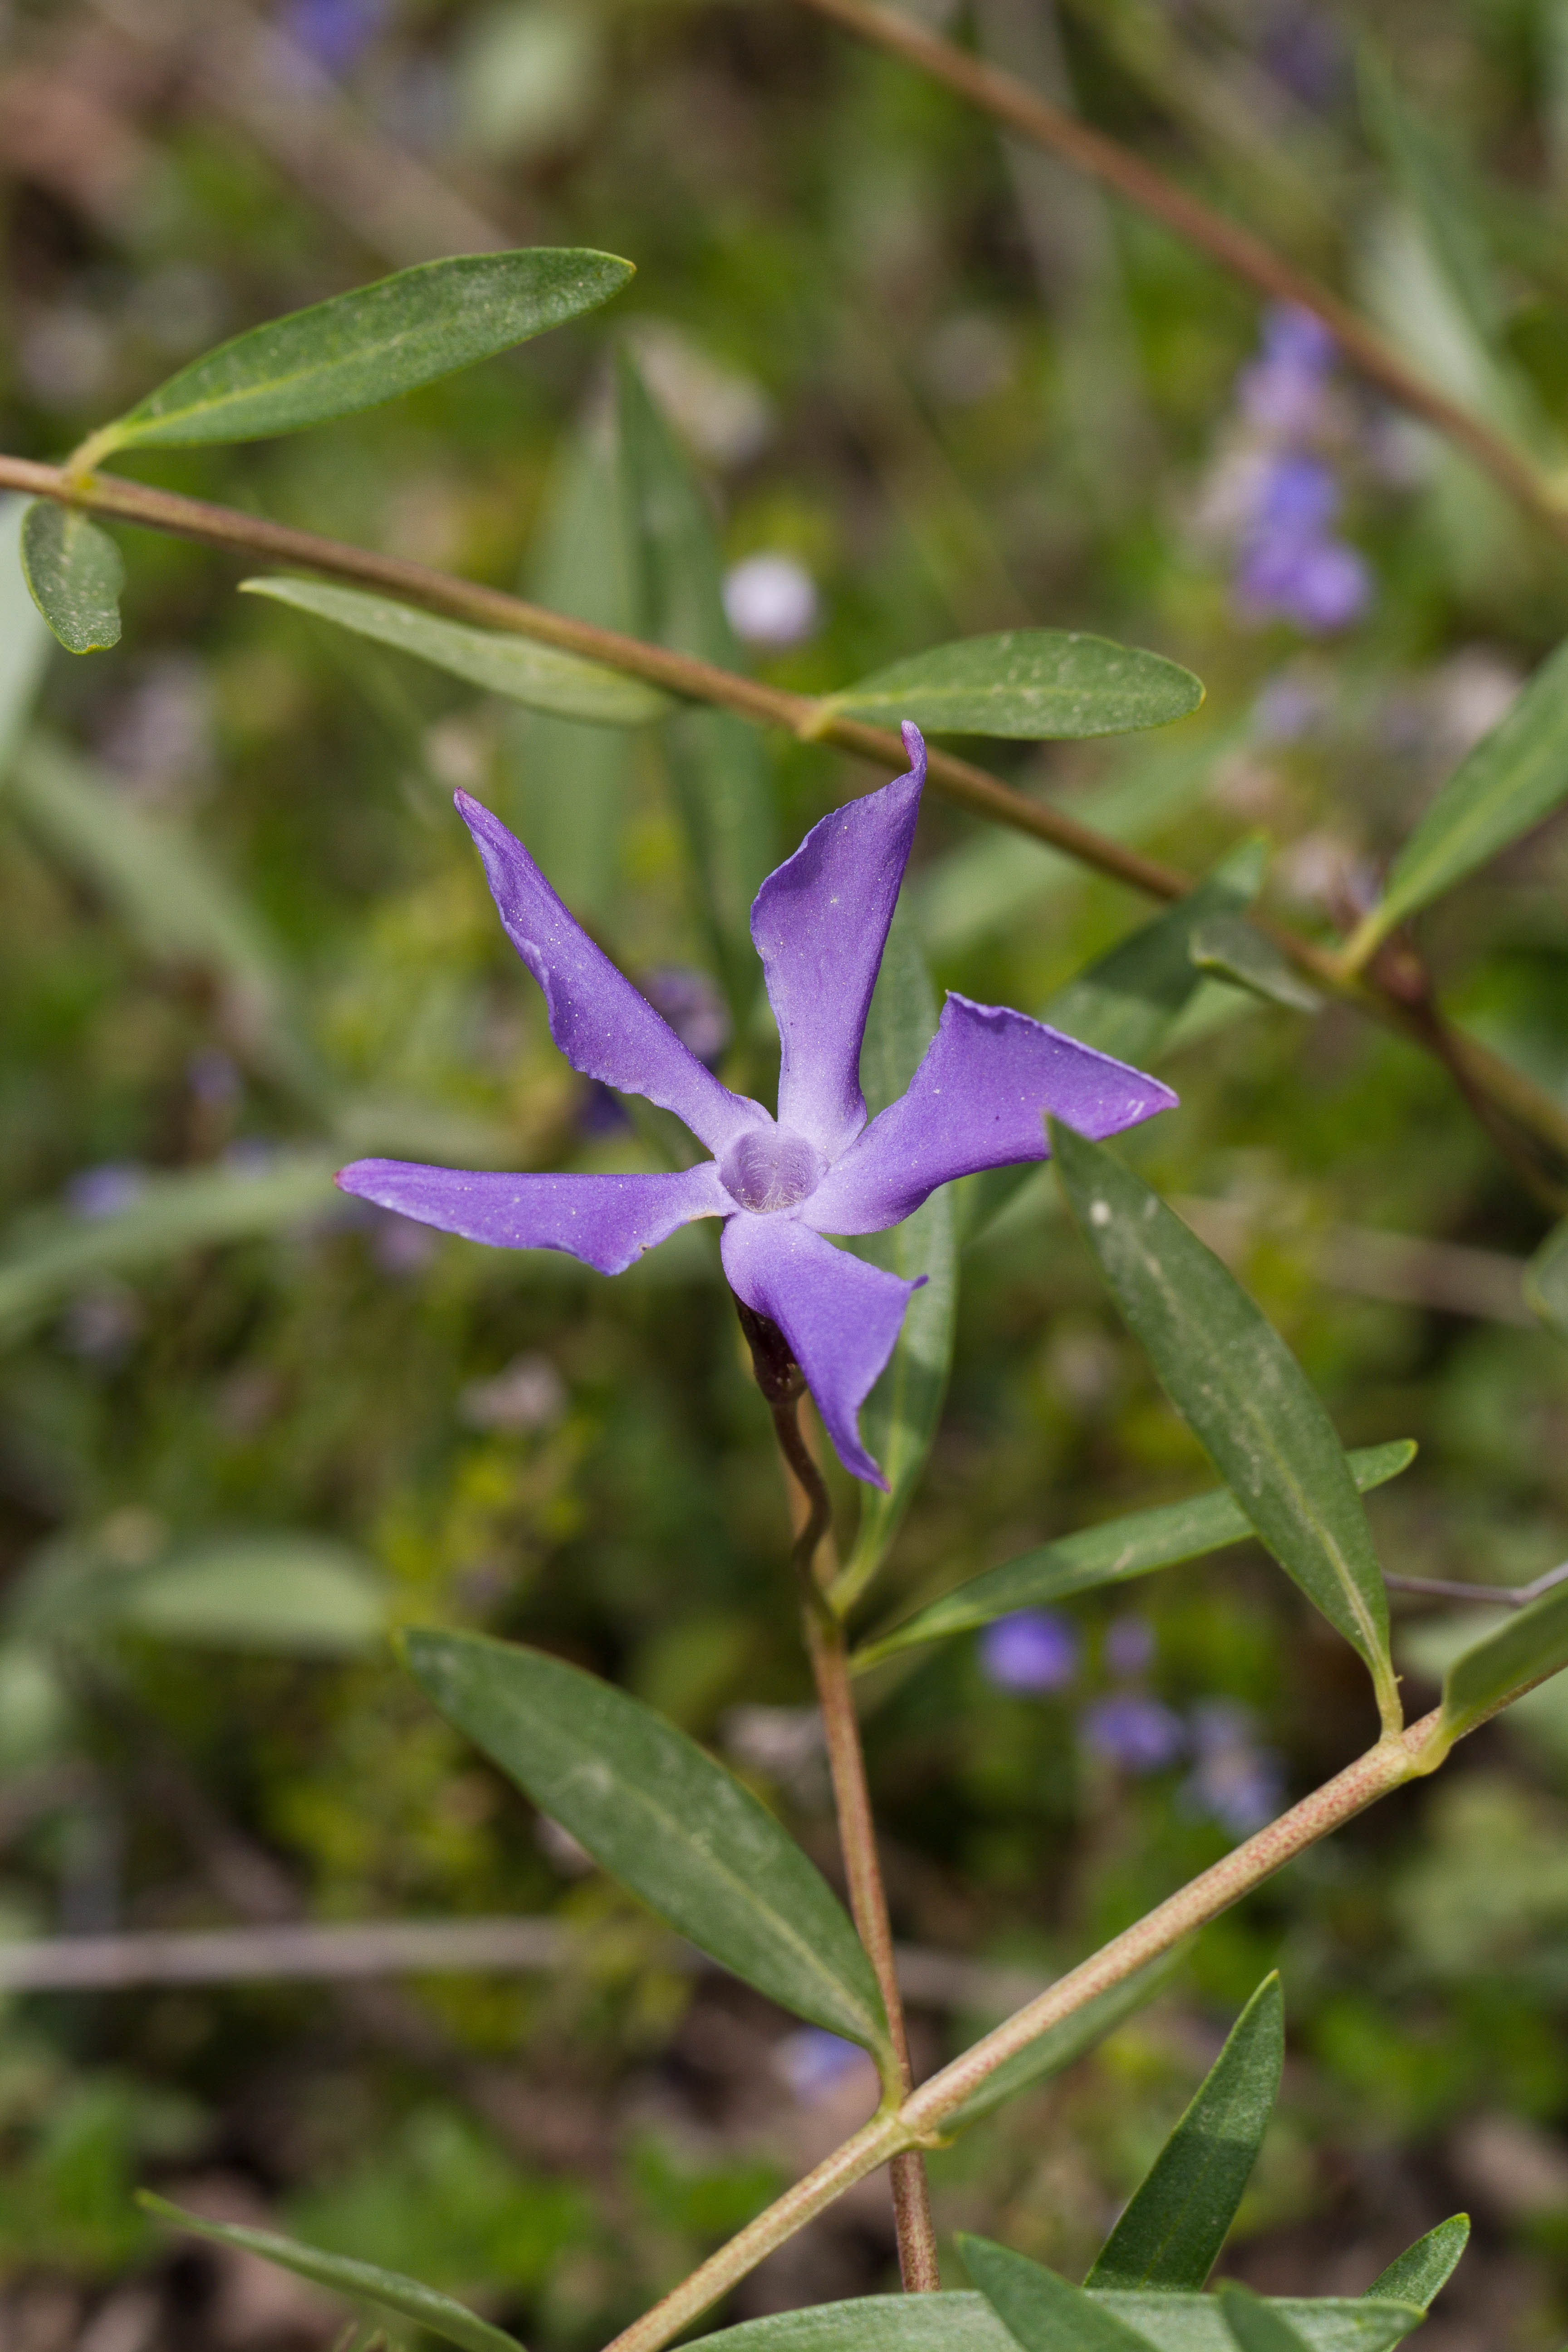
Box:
[1231,308,1371,635]
[67,1164,146,1220]
[979,1610,1078,1695]
[283,0,387,75]
[641,967,732,1071]
[1103,1613,1155,1680]
[773,2027,872,2104]
[1182,1700,1285,1838]
[1081,1693,1186,1775]
[338,727,1175,1486]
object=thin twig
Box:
[736,1300,940,2292]
[6,453,1568,1173]
[790,0,1568,549]
[1387,1558,1568,1611]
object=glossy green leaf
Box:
[1050,1124,1397,1721]
[943,1951,1182,2132]
[139,2196,523,2352]
[1218,2288,1313,2352]
[1044,842,1266,1065]
[242,577,669,726]
[500,402,641,915]
[838,912,956,1609]
[89,249,633,455]
[10,1534,385,1658]
[1345,637,1568,965]
[1188,917,1323,1014]
[1087,1976,1283,2292]
[0,1152,338,1347]
[818,630,1204,741]
[0,497,52,767]
[689,2291,1423,2352]
[1365,2215,1469,2309]
[402,1629,892,2065]
[1525,1218,1568,1345]
[616,349,776,1017]
[1430,1578,1568,1757]
[853,1444,1414,1669]
[964,2237,1159,2351]
[20,502,122,654]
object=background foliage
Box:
[4,0,1568,2345]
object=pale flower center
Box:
[719,1126,823,1215]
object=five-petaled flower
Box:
[337,725,1176,1486]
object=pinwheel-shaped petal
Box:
[338,725,1176,1486]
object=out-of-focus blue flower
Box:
[642,967,731,1071]
[1237,527,1371,635]
[1238,310,1333,441]
[979,1610,1078,1695]
[1182,1700,1284,1838]
[1080,1693,1185,1774]
[1103,1613,1154,1680]
[67,1164,146,1220]
[283,0,387,75]
[188,1048,241,1108]
[1223,305,1372,637]
[373,1209,439,1276]
[773,2027,872,2104]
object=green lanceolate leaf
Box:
[838,913,956,1608]
[10,1534,385,1659]
[1087,1976,1283,2293]
[0,497,52,764]
[1188,917,1323,1014]
[1426,1579,1568,1761]
[943,1952,1182,2132]
[402,1630,892,2065]
[816,630,1204,742]
[0,1152,339,1347]
[1345,637,1568,966]
[853,1443,1414,1670]
[962,2239,1161,2351]
[85,249,633,457]
[1044,842,1266,1066]
[1365,2215,1469,2309]
[616,349,776,1016]
[20,502,123,654]
[139,2197,523,2352]
[1051,1123,1399,1724]
[1217,2288,1313,2352]
[687,2291,1424,2352]
[1525,1218,1568,1345]
[242,578,669,726]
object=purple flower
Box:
[282,0,386,75]
[774,2027,872,2103]
[1080,1693,1185,1774]
[979,1610,1078,1695]
[336,727,1175,1486]
[1182,1700,1284,1838]
[67,1164,146,1219]
[1103,1613,1155,1680]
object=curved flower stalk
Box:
[338,724,1176,1485]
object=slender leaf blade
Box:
[1050,1123,1396,1715]
[687,2293,1424,2352]
[1218,2288,1314,2352]
[1349,637,1568,959]
[1087,1976,1283,2292]
[820,631,1204,741]
[1189,918,1323,1014]
[1365,2216,1469,2309]
[242,577,668,725]
[20,502,122,654]
[1435,1579,1568,1751]
[402,1629,892,2062]
[9,1535,384,1658]
[95,250,633,453]
[1045,843,1266,1065]
[962,2238,1161,2351]
[138,2197,523,2352]
[854,1444,1415,1668]
[841,913,956,1600]
[944,1951,1183,2132]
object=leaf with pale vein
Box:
[20,502,122,654]
[89,250,633,454]
[243,577,669,725]
[687,2292,1424,2352]
[818,630,1203,741]
[1050,1123,1396,1718]
[1086,1976,1283,2292]
[853,1444,1414,1669]
[402,1630,892,2063]
[1365,2216,1469,2309]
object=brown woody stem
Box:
[791,0,1568,548]
[7,452,1568,1172]
[735,1301,941,2292]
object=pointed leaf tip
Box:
[822,630,1203,741]
[20,502,122,654]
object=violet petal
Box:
[749,725,926,1161]
[457,793,765,1155]
[720,1214,922,1488]
[336,1157,731,1274]
[804,993,1177,1235]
